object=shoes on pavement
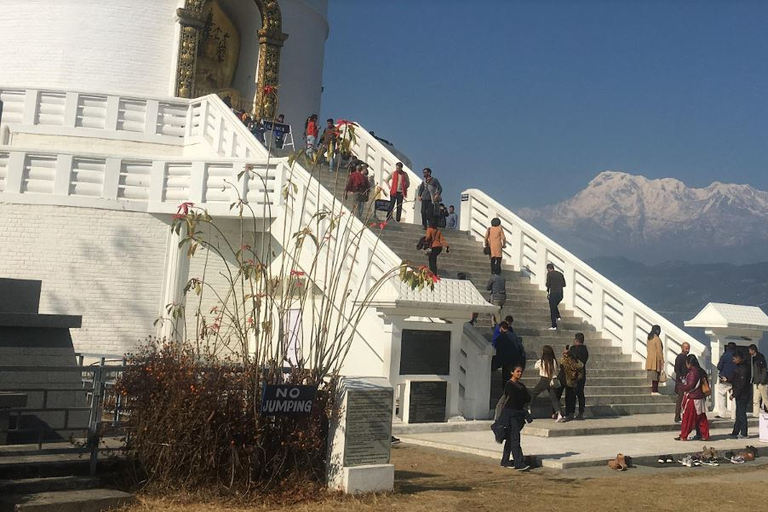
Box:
[547,327,557,331]
[516,465,531,472]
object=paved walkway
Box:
[401,417,766,469]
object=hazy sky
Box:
[320,0,768,209]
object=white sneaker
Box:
[547,327,557,331]
[555,413,564,422]
[651,392,661,396]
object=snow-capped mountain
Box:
[519,171,768,264]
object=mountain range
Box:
[519,171,768,264]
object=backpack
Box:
[416,236,427,250]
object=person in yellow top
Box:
[646,325,665,395]
[484,218,507,275]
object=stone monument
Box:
[326,377,394,494]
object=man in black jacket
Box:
[730,351,750,438]
[569,332,589,420]
[673,342,691,422]
[749,344,768,416]
[495,322,525,389]
[545,263,566,330]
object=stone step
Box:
[0,488,135,512]
[0,476,102,495]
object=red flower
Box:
[172,213,186,220]
[263,85,276,95]
[177,202,194,215]
[337,119,354,127]
[240,244,251,251]
[290,269,305,277]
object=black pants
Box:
[501,416,525,468]
[501,363,515,390]
[388,192,404,221]
[575,377,586,415]
[428,246,442,275]
[733,396,749,436]
[548,291,563,328]
[421,199,434,228]
[490,257,502,275]
[564,386,576,416]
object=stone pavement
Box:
[400,415,765,469]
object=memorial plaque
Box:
[342,388,393,467]
[399,329,450,375]
[408,381,447,423]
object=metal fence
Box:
[0,355,128,475]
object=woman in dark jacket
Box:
[499,365,531,471]
[676,354,710,441]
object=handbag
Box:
[659,369,668,383]
[550,376,562,389]
[701,377,711,397]
[483,246,491,256]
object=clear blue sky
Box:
[319,0,768,208]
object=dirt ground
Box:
[123,444,768,512]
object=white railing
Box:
[346,123,422,225]
[0,87,268,160]
[459,188,706,373]
[0,147,284,216]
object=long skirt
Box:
[680,395,710,441]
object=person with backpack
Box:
[676,354,710,441]
[423,220,449,274]
[344,165,370,219]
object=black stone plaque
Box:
[399,329,450,375]
[408,381,447,423]
[343,388,393,467]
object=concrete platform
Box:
[0,488,135,512]
[394,413,757,438]
[400,420,767,470]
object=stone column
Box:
[159,228,191,341]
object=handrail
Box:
[345,122,423,225]
[459,188,706,374]
[0,147,283,217]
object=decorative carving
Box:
[195,1,241,95]
[175,0,289,114]
[175,4,207,98]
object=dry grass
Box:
[122,444,768,512]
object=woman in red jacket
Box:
[676,354,710,441]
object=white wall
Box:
[0,0,183,97]
[278,0,329,129]
[0,203,169,356]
